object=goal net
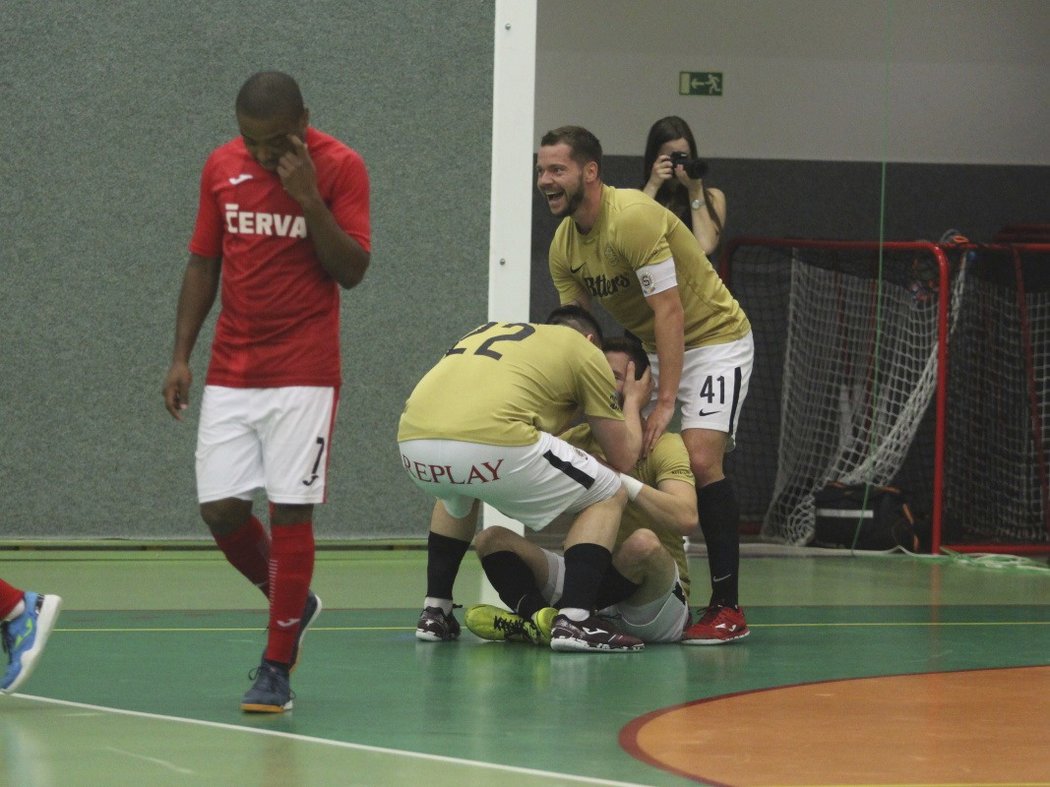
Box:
[724,239,1050,550]
[941,245,1050,546]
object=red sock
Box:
[213,516,271,597]
[265,522,315,665]
[0,579,24,619]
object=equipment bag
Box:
[813,482,918,550]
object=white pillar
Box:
[480,0,537,605]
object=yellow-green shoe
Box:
[465,604,542,644]
[531,607,558,645]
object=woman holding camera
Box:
[642,116,725,258]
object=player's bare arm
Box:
[644,287,685,453]
[589,371,645,473]
[278,134,370,290]
[630,477,698,536]
[163,254,220,420]
[588,416,641,474]
[621,362,653,459]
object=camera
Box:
[668,151,708,179]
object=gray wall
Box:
[2,1,494,540]
[534,0,1049,164]
[5,1,1048,542]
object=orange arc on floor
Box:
[621,665,1050,786]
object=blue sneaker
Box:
[1,592,63,695]
[241,661,293,713]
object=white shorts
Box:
[646,331,754,447]
[398,431,622,529]
[540,549,688,643]
[196,385,338,505]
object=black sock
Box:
[480,551,548,618]
[697,477,741,607]
[594,564,642,609]
[426,531,471,600]
[558,543,612,613]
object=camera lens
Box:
[684,159,709,179]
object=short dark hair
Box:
[540,125,603,177]
[235,71,305,120]
[546,304,604,344]
[602,335,649,379]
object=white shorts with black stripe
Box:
[398,431,622,530]
[646,331,754,448]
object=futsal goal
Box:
[722,237,1050,554]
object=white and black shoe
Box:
[549,613,644,652]
[415,606,461,641]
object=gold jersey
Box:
[549,184,750,352]
[398,322,622,447]
[561,423,694,600]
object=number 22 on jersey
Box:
[445,322,536,360]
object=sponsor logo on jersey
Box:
[224,203,308,238]
[583,272,632,299]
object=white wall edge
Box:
[483,0,537,546]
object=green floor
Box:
[2,548,1049,786]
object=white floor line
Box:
[15,693,648,786]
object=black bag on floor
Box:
[813,482,918,550]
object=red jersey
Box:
[189,127,371,388]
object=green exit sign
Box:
[679,71,723,96]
